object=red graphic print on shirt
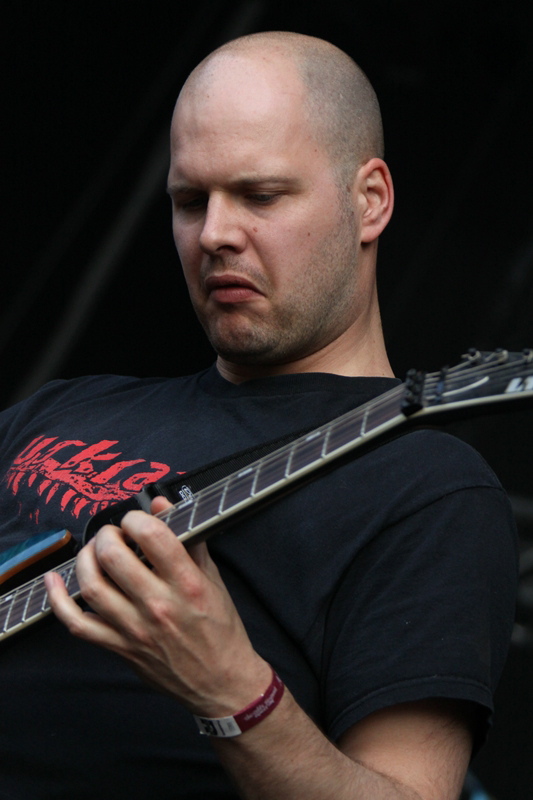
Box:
[5,435,172,524]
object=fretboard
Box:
[0,555,79,640]
[158,383,407,542]
[5,347,532,643]
[0,382,407,641]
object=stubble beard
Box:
[195,198,360,367]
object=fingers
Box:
[151,495,173,515]
[45,519,159,641]
[47,500,202,636]
[44,568,126,651]
[46,520,187,662]
[118,509,195,586]
[118,504,219,585]
[45,501,265,709]
[76,528,150,625]
[150,496,216,573]
[48,510,205,641]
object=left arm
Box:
[45,503,474,800]
[211,691,474,800]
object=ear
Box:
[355,158,394,243]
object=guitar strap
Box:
[83,422,321,543]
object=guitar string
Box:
[1,385,407,630]
[155,353,532,535]
[2,381,411,629]
[2,355,531,628]
[0,558,78,632]
[2,356,530,626]
[2,354,532,632]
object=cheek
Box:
[172,236,201,299]
[172,217,187,250]
[284,203,335,248]
[270,222,322,275]
[173,222,199,266]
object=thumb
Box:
[150,495,174,515]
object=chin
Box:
[215,345,275,366]
[207,327,276,364]
[205,315,312,367]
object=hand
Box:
[45,497,271,717]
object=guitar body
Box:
[0,530,77,592]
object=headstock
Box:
[403,349,533,418]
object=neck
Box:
[216,317,394,385]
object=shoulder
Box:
[331,427,516,558]
[368,428,504,497]
[0,371,208,430]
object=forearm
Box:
[212,687,421,800]
[45,510,470,799]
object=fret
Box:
[321,421,333,459]
[286,429,327,476]
[221,466,258,513]
[0,556,80,640]
[2,350,533,645]
[3,584,27,632]
[25,579,44,620]
[324,411,365,456]
[253,450,291,494]
[22,579,36,621]
[163,499,196,537]
[189,486,227,529]
[59,560,78,604]
[0,589,15,632]
[364,397,403,433]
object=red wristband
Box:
[193,670,285,737]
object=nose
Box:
[199,193,246,255]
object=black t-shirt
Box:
[0,367,518,799]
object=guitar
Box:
[2,348,533,643]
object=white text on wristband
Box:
[193,671,285,737]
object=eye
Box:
[248,193,280,205]
[171,193,207,212]
[181,195,208,211]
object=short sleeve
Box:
[322,479,518,748]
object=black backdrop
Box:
[3,3,533,796]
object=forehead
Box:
[169,53,320,182]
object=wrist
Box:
[193,669,285,738]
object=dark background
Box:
[3,2,533,796]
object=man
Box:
[1,32,517,800]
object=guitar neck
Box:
[0,554,79,641]
[0,383,407,643]
[2,348,533,643]
[152,350,533,545]
[159,384,407,545]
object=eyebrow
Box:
[166,175,298,196]
[166,184,196,198]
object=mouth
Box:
[204,274,264,304]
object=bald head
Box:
[178,31,384,181]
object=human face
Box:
[167,55,363,373]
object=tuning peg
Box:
[463,348,483,364]
[494,348,509,362]
[401,368,426,416]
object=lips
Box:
[204,274,263,304]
